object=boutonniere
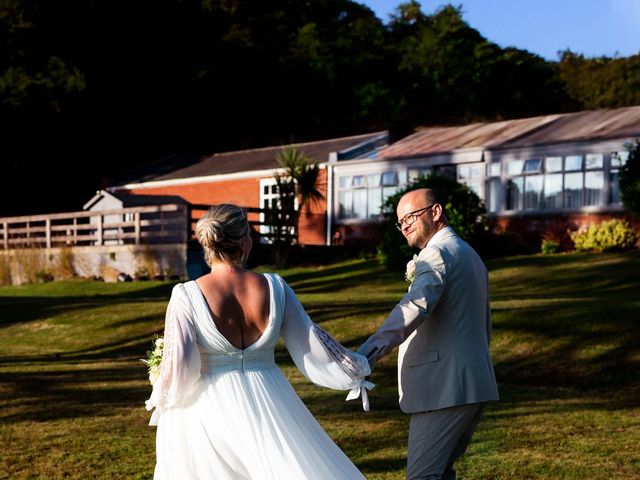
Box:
[404,254,418,283]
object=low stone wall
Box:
[0,244,187,285]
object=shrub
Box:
[540,219,574,252]
[619,139,640,216]
[569,219,639,252]
[541,239,560,254]
[376,175,487,268]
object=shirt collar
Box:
[427,226,454,247]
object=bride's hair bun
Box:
[210,220,224,243]
[195,204,250,267]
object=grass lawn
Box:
[0,251,639,479]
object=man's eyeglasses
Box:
[395,204,436,231]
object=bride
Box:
[145,204,372,479]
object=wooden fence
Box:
[0,204,293,250]
[0,204,189,249]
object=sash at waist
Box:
[200,349,276,374]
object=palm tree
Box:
[269,148,324,264]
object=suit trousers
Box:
[406,402,486,480]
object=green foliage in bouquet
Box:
[141,335,164,385]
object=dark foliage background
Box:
[1,0,639,216]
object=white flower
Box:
[405,254,418,283]
[149,365,160,385]
[141,335,164,385]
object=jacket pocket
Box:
[404,350,439,366]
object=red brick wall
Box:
[126,178,262,230]
[124,170,329,246]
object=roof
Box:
[115,131,388,185]
[379,106,640,160]
[83,190,187,210]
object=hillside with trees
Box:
[0,0,638,216]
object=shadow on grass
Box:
[0,282,175,329]
[1,252,639,458]
[0,362,150,423]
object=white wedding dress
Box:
[145,273,372,479]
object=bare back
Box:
[195,268,270,350]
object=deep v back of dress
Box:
[193,272,272,351]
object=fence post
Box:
[134,212,141,245]
[45,218,51,248]
[97,214,103,246]
[2,222,7,250]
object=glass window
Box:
[611,151,629,168]
[353,189,367,218]
[382,186,398,202]
[507,160,524,176]
[470,164,482,179]
[337,170,398,220]
[457,165,470,180]
[585,154,603,170]
[564,172,583,208]
[352,175,365,187]
[565,155,583,171]
[367,173,381,187]
[523,159,542,173]
[610,171,621,203]
[487,178,501,213]
[506,177,524,210]
[434,165,456,180]
[545,157,563,172]
[407,168,431,183]
[381,171,398,186]
[338,191,353,218]
[467,181,482,197]
[584,171,604,206]
[544,173,563,209]
[368,188,382,218]
[488,162,501,177]
[524,175,544,210]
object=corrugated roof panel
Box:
[379,106,640,159]
[118,131,387,184]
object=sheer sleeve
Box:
[145,283,201,425]
[279,277,374,410]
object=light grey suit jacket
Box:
[358,227,499,413]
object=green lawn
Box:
[0,252,639,479]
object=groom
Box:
[358,188,499,480]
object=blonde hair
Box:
[195,204,250,267]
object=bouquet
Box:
[405,254,418,284]
[141,335,164,385]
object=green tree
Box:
[558,51,640,109]
[619,139,640,216]
[377,175,487,268]
[269,147,324,264]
